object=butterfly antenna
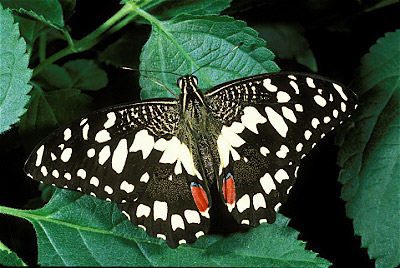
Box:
[141,74,179,98]
[120,66,182,77]
[191,42,244,76]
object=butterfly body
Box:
[25,72,357,248]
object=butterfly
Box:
[24,71,357,248]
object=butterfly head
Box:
[177,75,199,94]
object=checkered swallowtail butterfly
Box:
[25,70,357,248]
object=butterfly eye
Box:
[177,77,183,89]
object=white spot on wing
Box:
[260,173,276,194]
[120,180,134,193]
[265,107,288,137]
[136,204,151,218]
[90,176,99,187]
[140,172,150,183]
[333,83,348,101]
[153,201,168,221]
[52,169,59,178]
[87,148,95,158]
[184,210,201,224]
[236,194,250,213]
[129,129,154,159]
[260,146,270,156]
[95,129,111,143]
[275,169,289,183]
[314,95,327,107]
[104,112,116,128]
[64,128,72,141]
[82,124,89,140]
[241,107,267,134]
[60,148,72,162]
[171,214,185,231]
[276,145,289,158]
[306,77,316,88]
[282,107,297,123]
[35,145,45,167]
[289,81,299,94]
[77,169,86,179]
[112,139,128,174]
[253,193,267,210]
[40,166,48,176]
[98,145,111,165]
[104,185,113,194]
[263,78,278,92]
[311,118,320,128]
[304,130,312,140]
[276,91,291,103]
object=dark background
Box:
[1,0,399,266]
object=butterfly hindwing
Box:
[24,99,211,248]
[205,72,357,226]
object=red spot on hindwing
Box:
[222,173,236,205]
[190,182,209,212]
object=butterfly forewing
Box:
[205,72,357,226]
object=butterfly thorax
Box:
[178,75,219,184]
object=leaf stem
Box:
[32,4,134,77]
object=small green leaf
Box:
[254,23,318,72]
[19,86,93,148]
[139,14,279,99]
[63,59,108,91]
[0,241,27,266]
[336,30,400,268]
[0,189,330,267]
[140,0,232,20]
[0,3,32,134]
[0,0,65,30]
[40,64,73,89]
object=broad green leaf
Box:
[253,23,318,72]
[63,60,108,91]
[0,189,330,267]
[18,86,93,148]
[13,16,48,55]
[0,4,32,134]
[139,14,279,99]
[0,0,65,30]
[138,0,232,21]
[0,241,27,266]
[336,30,400,268]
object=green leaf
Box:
[0,241,27,266]
[13,16,48,55]
[0,189,330,267]
[139,14,279,99]
[18,86,93,148]
[253,22,318,72]
[0,0,65,30]
[99,31,142,68]
[40,64,73,89]
[139,0,232,21]
[0,3,32,134]
[63,59,108,91]
[336,30,400,268]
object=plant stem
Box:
[32,4,134,77]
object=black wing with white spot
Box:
[204,72,357,226]
[24,99,210,248]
